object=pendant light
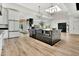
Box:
[36,5,42,19]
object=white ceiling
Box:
[18,3,52,12]
[2,3,78,20]
[16,3,77,19]
[18,3,76,12]
[3,3,76,15]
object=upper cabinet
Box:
[0,4,8,24]
[8,9,20,31]
[8,9,20,20]
[2,8,8,24]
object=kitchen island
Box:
[29,28,61,45]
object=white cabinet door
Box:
[14,21,19,31]
[9,21,15,31]
[9,32,20,38]
[8,9,20,38]
[2,8,8,24]
[8,9,20,20]
[8,9,15,20]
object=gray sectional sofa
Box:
[29,28,61,46]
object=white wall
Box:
[69,16,79,34]
[45,11,79,34]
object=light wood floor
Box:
[1,33,79,56]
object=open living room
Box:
[0,3,79,56]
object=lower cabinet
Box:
[29,29,61,46]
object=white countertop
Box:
[42,29,52,31]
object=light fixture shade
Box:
[36,6,43,19]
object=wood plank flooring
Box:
[1,33,79,56]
